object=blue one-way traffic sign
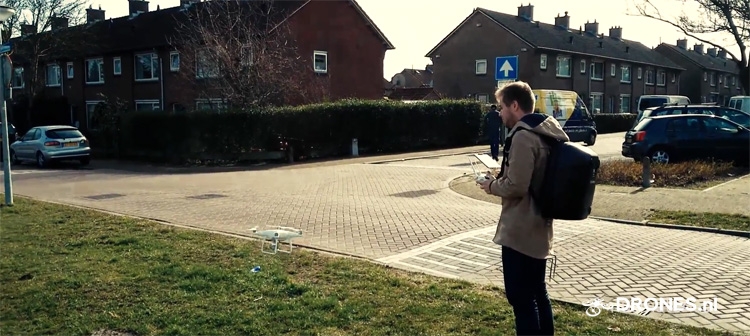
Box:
[495,55,518,81]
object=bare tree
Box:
[169,0,330,110]
[631,0,749,93]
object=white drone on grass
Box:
[249,226,303,255]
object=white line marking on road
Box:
[454,241,501,253]
[410,256,460,270]
[439,246,495,259]
[426,251,491,267]
[390,261,459,279]
[701,174,749,192]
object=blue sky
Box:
[90,0,739,79]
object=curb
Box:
[589,216,750,238]
[365,149,489,164]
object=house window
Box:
[709,72,715,86]
[195,98,227,112]
[113,57,122,75]
[645,70,655,85]
[85,58,104,84]
[704,72,707,81]
[724,75,729,88]
[580,59,586,74]
[619,95,631,113]
[135,100,161,111]
[540,54,547,69]
[555,55,571,77]
[196,50,220,78]
[240,46,253,67]
[671,73,676,83]
[590,93,603,113]
[620,65,631,83]
[11,67,24,88]
[590,62,604,80]
[657,71,666,86]
[732,76,736,86]
[170,51,180,72]
[475,59,487,75]
[637,67,642,79]
[85,101,103,130]
[313,50,328,73]
[66,62,74,79]
[476,94,489,103]
[46,64,61,87]
[135,53,159,81]
[610,64,616,77]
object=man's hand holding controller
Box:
[476,172,497,194]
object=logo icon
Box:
[582,297,613,317]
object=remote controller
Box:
[475,173,489,183]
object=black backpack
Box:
[499,128,600,220]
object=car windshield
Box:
[717,110,750,127]
[639,98,668,111]
[46,128,84,139]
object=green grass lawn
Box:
[648,210,750,232]
[0,198,736,336]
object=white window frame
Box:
[540,54,547,70]
[475,59,487,75]
[195,49,220,79]
[195,98,228,112]
[313,50,328,74]
[476,93,489,103]
[11,67,24,89]
[580,59,586,74]
[709,72,715,86]
[645,69,654,85]
[555,55,571,77]
[85,58,104,85]
[620,65,631,83]
[170,51,180,72]
[590,93,603,113]
[66,62,74,79]
[134,99,161,112]
[135,52,159,81]
[723,75,729,88]
[46,64,61,87]
[619,94,631,113]
[85,100,104,130]
[113,57,122,75]
[610,63,616,77]
[590,62,604,80]
[657,70,666,86]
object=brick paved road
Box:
[5,147,749,334]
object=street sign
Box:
[495,55,518,81]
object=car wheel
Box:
[10,150,20,165]
[36,152,46,168]
[79,157,90,166]
[648,148,671,164]
[585,133,597,146]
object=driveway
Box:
[4,133,750,334]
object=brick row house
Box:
[425,4,685,113]
[8,0,394,131]
[655,40,745,105]
[390,65,434,88]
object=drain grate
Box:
[187,193,228,200]
[390,190,439,198]
[85,193,125,200]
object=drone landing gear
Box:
[261,238,295,255]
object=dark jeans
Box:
[488,133,500,160]
[502,246,554,336]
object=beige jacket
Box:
[489,113,570,260]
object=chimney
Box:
[584,20,598,36]
[20,24,36,36]
[86,5,105,24]
[609,26,622,40]
[554,11,570,30]
[517,3,534,21]
[129,0,149,15]
[50,17,69,31]
[694,43,704,54]
[718,49,727,59]
[676,38,688,49]
[707,47,717,57]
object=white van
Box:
[729,96,750,114]
[637,95,691,114]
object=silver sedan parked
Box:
[9,125,91,168]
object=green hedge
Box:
[593,114,638,134]
[107,99,485,163]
